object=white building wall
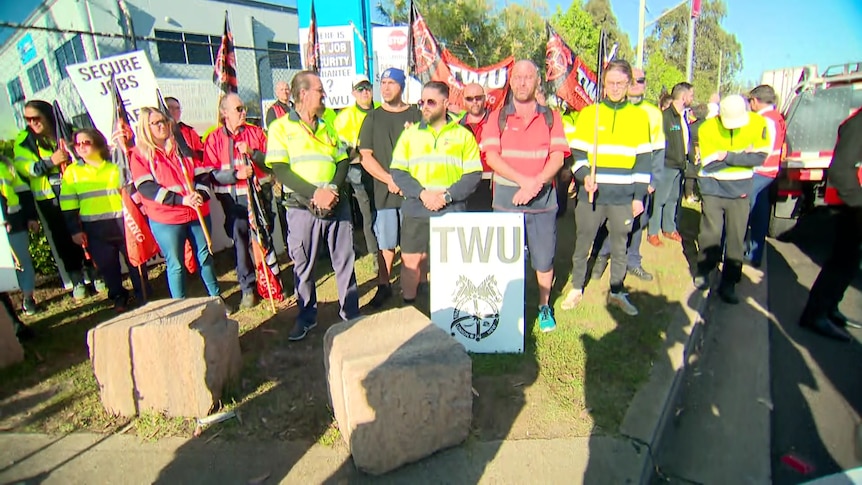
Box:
[0,0,300,140]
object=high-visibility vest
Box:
[12,130,62,201]
[59,159,123,222]
[753,108,787,177]
[265,111,346,191]
[390,120,482,190]
[333,103,378,149]
[0,162,27,215]
[636,100,666,152]
[562,111,579,147]
[569,100,652,186]
[697,113,771,181]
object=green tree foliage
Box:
[549,1,600,64]
[644,49,685,103]
[496,0,548,68]
[583,0,634,61]
[646,0,742,101]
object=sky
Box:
[3,0,861,83]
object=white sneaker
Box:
[608,292,638,316]
[561,289,583,311]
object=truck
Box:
[768,61,862,238]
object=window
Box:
[7,78,25,104]
[154,29,219,65]
[55,35,87,79]
[268,41,301,69]
[27,60,51,93]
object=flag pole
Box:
[243,154,277,313]
[178,159,214,254]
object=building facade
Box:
[0,0,302,139]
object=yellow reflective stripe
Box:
[569,139,591,152]
[155,188,171,204]
[58,194,78,202]
[698,167,753,180]
[76,189,120,200]
[635,143,652,154]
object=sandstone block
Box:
[87,297,241,418]
[324,306,472,475]
[0,304,24,369]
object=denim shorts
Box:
[373,208,402,250]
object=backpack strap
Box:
[498,102,554,133]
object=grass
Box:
[0,200,701,444]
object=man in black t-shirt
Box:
[358,68,422,307]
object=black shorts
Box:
[400,216,430,254]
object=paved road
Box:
[768,208,862,483]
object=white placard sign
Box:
[66,50,158,140]
[430,212,525,353]
[299,25,357,109]
[371,26,422,104]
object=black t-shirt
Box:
[358,105,422,209]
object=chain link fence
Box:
[1,23,302,133]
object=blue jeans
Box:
[745,174,774,264]
[9,230,35,294]
[150,216,220,298]
[649,168,683,236]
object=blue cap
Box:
[381,68,406,91]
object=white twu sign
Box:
[430,212,525,353]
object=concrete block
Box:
[87,297,241,418]
[324,306,472,476]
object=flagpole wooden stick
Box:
[178,157,214,254]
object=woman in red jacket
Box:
[130,107,226,307]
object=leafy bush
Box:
[29,229,58,276]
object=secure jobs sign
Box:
[430,212,525,354]
[299,25,357,109]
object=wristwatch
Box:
[443,191,453,204]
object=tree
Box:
[584,0,634,61]
[497,0,548,67]
[549,1,600,64]
[646,0,743,101]
[644,49,685,103]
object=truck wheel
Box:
[768,214,797,239]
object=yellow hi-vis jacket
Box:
[59,159,123,223]
[12,130,63,201]
[265,110,347,194]
[333,102,379,150]
[697,112,770,199]
[569,99,652,204]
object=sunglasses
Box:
[464,95,486,103]
[24,116,42,123]
[74,139,94,148]
[418,99,441,108]
[355,85,372,92]
[635,77,646,84]
[233,106,247,113]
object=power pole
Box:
[685,5,695,82]
[636,0,646,68]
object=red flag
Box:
[408,1,450,87]
[545,23,598,111]
[184,241,198,274]
[692,0,702,18]
[121,188,159,267]
[304,0,320,72]
[441,51,513,112]
[213,11,237,95]
[245,156,283,303]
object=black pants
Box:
[466,179,493,212]
[800,206,862,323]
[85,220,148,302]
[697,195,749,285]
[347,164,378,255]
[572,202,633,293]
[37,198,85,274]
[556,167,574,218]
[220,198,256,295]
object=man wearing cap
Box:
[459,83,492,211]
[265,81,293,130]
[694,94,769,303]
[334,75,380,263]
[358,68,422,308]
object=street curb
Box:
[617,281,714,484]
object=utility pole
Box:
[717,49,723,95]
[636,0,646,68]
[685,3,696,82]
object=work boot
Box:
[591,256,609,281]
[240,292,258,310]
[718,284,740,304]
[608,291,639,316]
[800,316,851,342]
[829,309,862,329]
[22,296,38,316]
[368,284,392,308]
[627,266,654,281]
[647,234,663,247]
[113,295,129,314]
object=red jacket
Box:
[754,107,787,178]
[203,124,269,198]
[178,123,204,161]
[130,145,211,225]
[460,111,491,174]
